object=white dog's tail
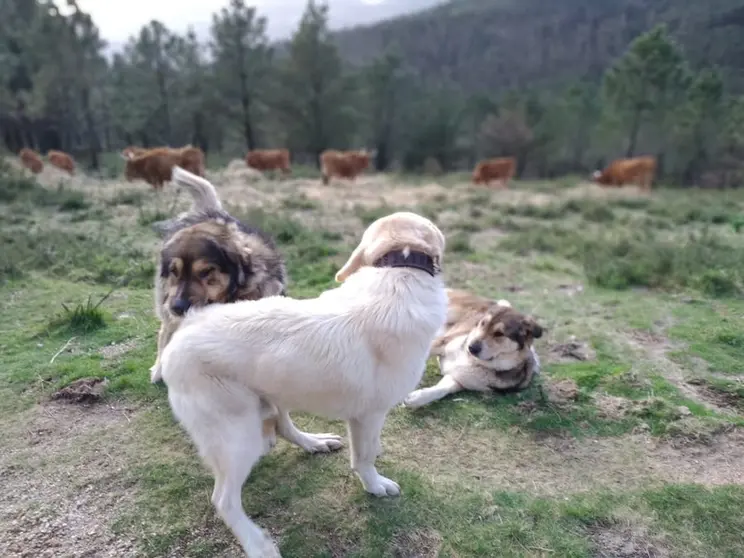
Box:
[171,165,223,213]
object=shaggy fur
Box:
[245,148,291,175]
[121,145,206,189]
[472,157,516,188]
[320,148,376,185]
[592,155,656,191]
[159,211,447,556]
[47,150,75,175]
[403,288,543,409]
[19,148,43,174]
[149,166,286,384]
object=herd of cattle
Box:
[14,145,657,191]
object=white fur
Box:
[160,213,447,557]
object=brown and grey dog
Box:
[403,288,543,408]
[149,166,287,384]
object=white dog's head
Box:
[335,211,445,282]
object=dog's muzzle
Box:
[170,298,192,316]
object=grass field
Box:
[1,155,744,557]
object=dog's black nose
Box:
[171,298,191,316]
[468,341,482,356]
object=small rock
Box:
[677,405,692,417]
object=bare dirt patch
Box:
[595,394,633,420]
[686,379,742,413]
[0,402,141,557]
[588,521,668,558]
[545,378,580,405]
[391,528,444,558]
[550,338,596,362]
[51,377,108,404]
[652,428,744,486]
[99,339,140,360]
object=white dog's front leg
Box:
[403,375,463,409]
[348,413,399,497]
[150,319,178,384]
[276,410,343,453]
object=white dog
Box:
[159,212,447,557]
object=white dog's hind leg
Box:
[276,410,343,453]
[403,375,463,408]
[208,418,281,557]
[348,412,400,497]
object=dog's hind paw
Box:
[301,433,344,453]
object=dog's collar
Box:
[374,250,437,277]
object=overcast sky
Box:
[71,0,423,49]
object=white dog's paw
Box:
[402,390,426,409]
[252,532,282,558]
[301,433,344,453]
[149,362,163,384]
[363,474,401,498]
[496,299,511,307]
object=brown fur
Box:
[408,289,543,406]
[149,168,287,385]
[245,148,291,174]
[593,156,656,191]
[123,145,206,189]
[121,146,146,159]
[19,148,43,174]
[472,157,516,188]
[47,150,75,175]
[320,149,373,185]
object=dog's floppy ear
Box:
[336,235,390,283]
[528,318,543,339]
[217,242,250,299]
[335,244,364,282]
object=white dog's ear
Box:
[335,244,365,282]
[336,236,387,282]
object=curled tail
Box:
[171,165,222,213]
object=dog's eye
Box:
[169,265,178,276]
[493,331,504,338]
[198,267,214,280]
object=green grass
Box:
[2,167,744,556]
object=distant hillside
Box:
[333,0,744,92]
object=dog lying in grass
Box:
[403,288,543,408]
[159,211,447,556]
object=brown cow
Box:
[320,149,375,185]
[245,148,291,175]
[122,145,205,189]
[472,157,516,189]
[121,146,147,159]
[592,156,656,191]
[19,148,44,174]
[47,150,75,175]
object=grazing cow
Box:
[592,156,656,191]
[472,157,516,188]
[320,149,375,185]
[122,145,206,190]
[121,146,147,159]
[19,148,44,174]
[245,148,291,175]
[47,150,76,175]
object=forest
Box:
[1,0,744,186]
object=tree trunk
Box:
[156,67,171,144]
[81,87,100,170]
[626,107,643,158]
